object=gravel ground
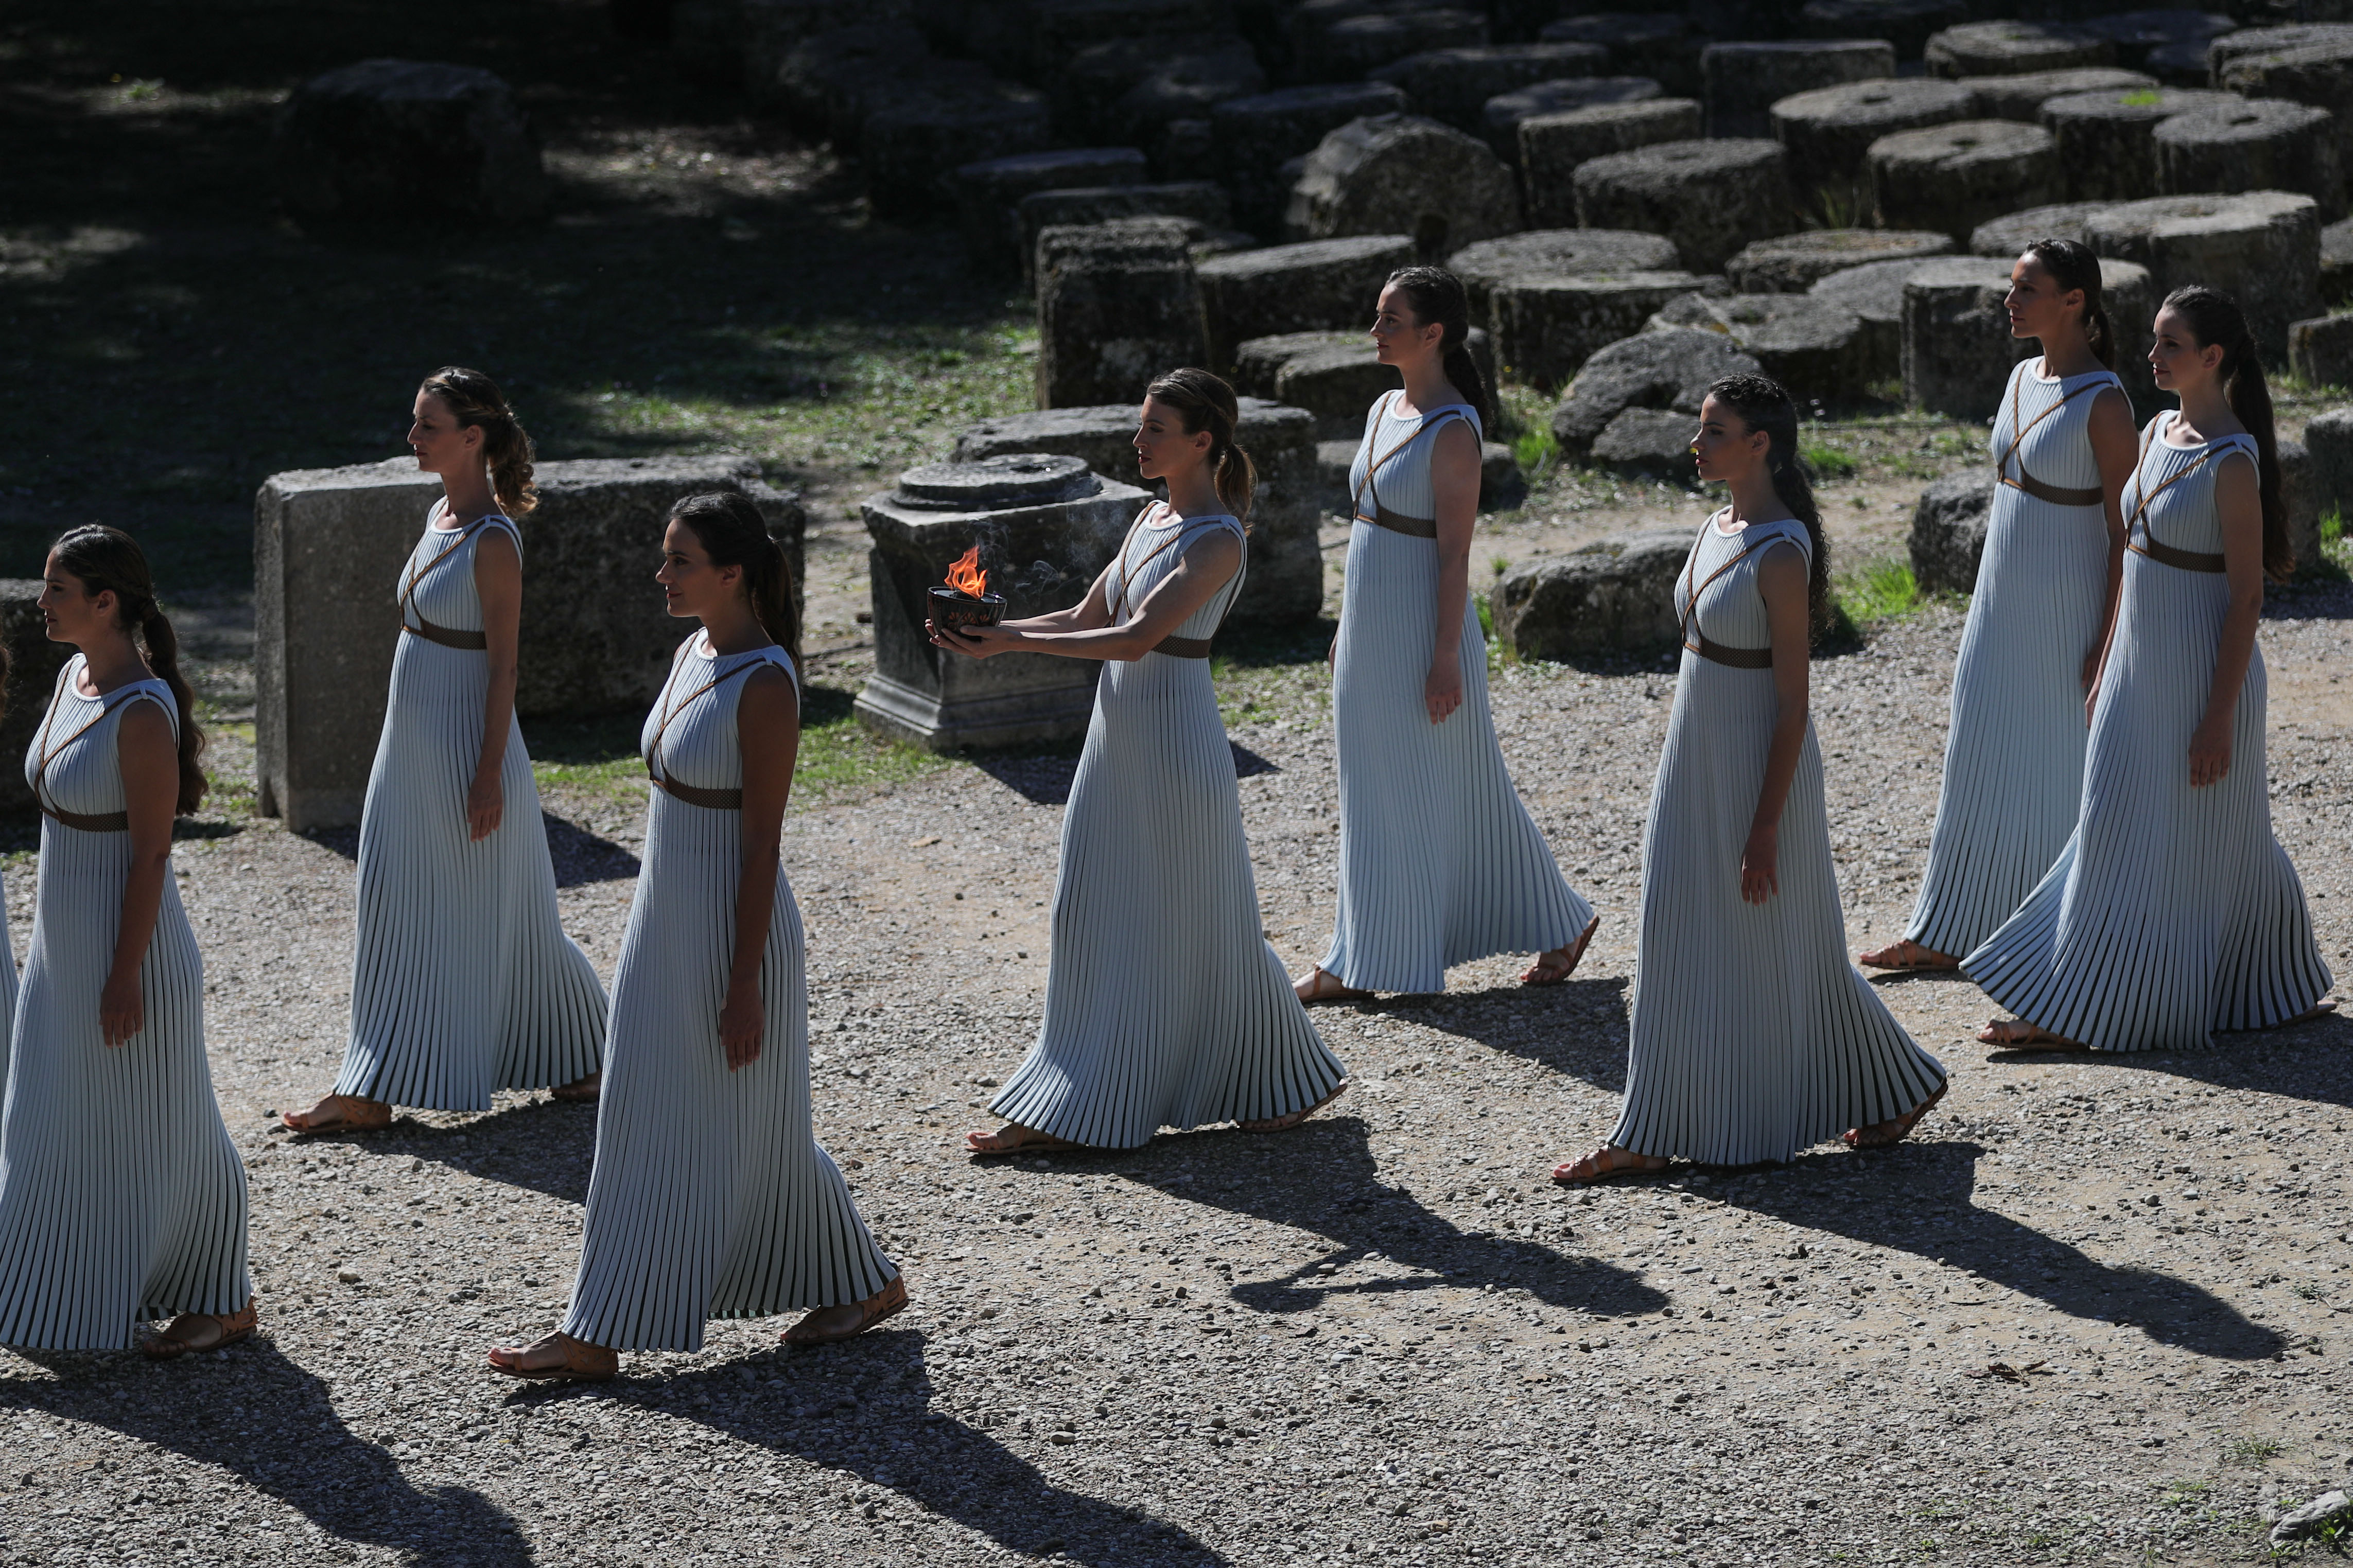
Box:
[2,578,2350,1568]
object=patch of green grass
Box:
[1813,183,1868,231]
[1802,438,1859,480]
[1512,424,1558,475]
[1833,555,1928,625]
[2227,1436,2284,1465]
[2119,89,2164,107]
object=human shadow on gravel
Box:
[1707,1140,2284,1361]
[1983,1012,2353,1113]
[974,742,1277,806]
[1095,1116,1666,1319]
[292,812,640,886]
[306,1098,597,1205]
[1,1340,528,1565]
[512,1333,1226,1566]
[1382,976,1636,1093]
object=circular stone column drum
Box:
[1517,98,1703,228]
[1726,227,1951,292]
[1901,254,2034,418]
[1283,112,1522,254]
[1795,0,1970,63]
[1925,21,2113,79]
[1699,39,1895,139]
[1447,227,1682,320]
[2081,191,2324,362]
[1572,138,1798,272]
[1540,13,1704,96]
[2037,86,2238,203]
[1868,119,2060,242]
[2153,99,2344,221]
[1770,77,1974,221]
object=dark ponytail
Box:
[1144,366,1257,527]
[2023,238,2115,371]
[419,366,538,518]
[1703,374,1833,634]
[49,525,207,815]
[668,490,802,675]
[1382,265,1493,431]
[2160,285,2292,579]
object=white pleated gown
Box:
[1905,362,2124,958]
[1321,393,1593,993]
[990,506,1347,1149]
[0,662,248,1348]
[337,504,606,1111]
[1965,416,2332,1049]
[1615,518,1946,1166]
[565,637,894,1352]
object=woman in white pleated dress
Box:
[286,368,605,1132]
[1555,377,1948,1183]
[1970,288,2335,1050]
[938,368,1347,1154]
[1862,241,2138,973]
[490,492,901,1381]
[1295,267,1594,1004]
[0,526,252,1356]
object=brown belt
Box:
[1684,635,1774,670]
[1153,636,1211,658]
[649,772,743,809]
[41,803,129,832]
[1357,506,1438,540]
[2131,537,2225,573]
[1997,470,2102,507]
[401,613,489,651]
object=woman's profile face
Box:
[1368,284,1438,367]
[2147,305,2220,393]
[1689,395,1765,484]
[1132,395,1209,483]
[38,553,113,645]
[2005,254,2078,342]
[655,519,741,622]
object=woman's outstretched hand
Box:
[1740,822,1779,905]
[928,620,1015,660]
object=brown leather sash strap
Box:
[2130,536,2226,573]
[650,774,744,809]
[1153,635,1212,658]
[2000,470,2103,507]
[1359,504,1438,539]
[1684,635,1774,669]
[399,614,490,650]
[41,803,129,832]
[1994,374,2111,508]
[31,664,141,833]
[2122,422,2235,576]
[646,655,764,810]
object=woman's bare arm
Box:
[2082,386,2139,705]
[1424,419,1482,725]
[469,526,522,841]
[2191,453,2264,789]
[720,666,799,1071]
[1741,542,1813,906]
[933,530,1241,664]
[101,699,178,1048]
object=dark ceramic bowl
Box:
[930,586,1007,631]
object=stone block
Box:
[1490,270,1706,391]
[0,583,73,818]
[1727,228,1951,293]
[958,147,1149,278]
[1589,409,1699,482]
[1449,227,1683,321]
[1962,67,2157,124]
[1480,76,1662,165]
[1926,21,2113,79]
[1808,256,1941,388]
[1770,78,1975,219]
[1902,254,2034,418]
[1233,331,1364,399]
[1795,0,1969,63]
[1283,114,1521,257]
[2082,190,2322,361]
[857,457,1152,752]
[2079,10,2238,73]
[1548,326,1761,461]
[2154,99,2343,221]
[1518,98,1703,230]
[2038,86,2235,203]
[1106,40,1268,146]
[2209,25,2353,83]
[2325,216,2353,306]
[1701,40,1894,140]
[1646,292,1872,406]
[1539,14,1704,97]
[1869,119,2060,243]
[1574,138,1798,273]
[2277,436,2323,572]
[1908,470,1995,595]
[1034,220,1209,410]
[950,400,1324,627]
[764,23,928,141]
[863,74,1052,220]
[2290,314,2353,389]
[1318,8,1489,81]
[1017,182,1233,289]
[256,456,802,831]
[1211,83,1411,237]
[2098,256,2161,421]
[1275,342,1403,438]
[274,60,549,224]
[2217,38,2353,167]
[1370,43,1608,133]
[1968,200,2120,257]
[1197,235,1414,369]
[1489,531,1693,662]
[2302,406,2353,529]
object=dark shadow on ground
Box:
[973,741,1275,807]
[1393,976,1635,1094]
[1,1339,528,1565]
[293,811,637,880]
[508,1334,1225,1566]
[1978,1009,2353,1113]
[285,1096,596,1205]
[1712,1141,2284,1361]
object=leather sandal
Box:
[1844,1082,1948,1149]
[550,1073,602,1103]
[142,1300,257,1361]
[486,1332,617,1383]
[1522,915,1601,986]
[783,1275,909,1347]
[1293,967,1373,1006]
[281,1095,394,1134]
[966,1123,1084,1155]
[1550,1146,1669,1185]
[2272,998,2339,1029]
[1241,1080,1347,1134]
[1858,939,1960,973]
[1976,1018,2088,1050]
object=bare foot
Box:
[486,1331,616,1382]
[1550,1144,1670,1185]
[1858,939,1959,972]
[1845,1082,1948,1149]
[1293,967,1372,1005]
[551,1072,601,1102]
[1522,915,1601,986]
[965,1123,1082,1155]
[782,1276,909,1347]
[1977,1018,2087,1049]
[281,1094,393,1133]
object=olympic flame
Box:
[944,543,989,597]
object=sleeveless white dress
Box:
[1904,361,2125,958]
[1615,516,1946,1165]
[564,637,894,1351]
[989,504,1347,1149]
[0,660,248,1348]
[1320,391,1593,993]
[1965,415,2332,1049]
[336,502,606,1111]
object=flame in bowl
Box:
[944,543,989,597]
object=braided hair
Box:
[1381,265,1492,431]
[2159,285,2292,580]
[1143,366,1257,528]
[48,524,208,815]
[419,366,538,517]
[2021,238,2115,370]
[1703,374,1832,633]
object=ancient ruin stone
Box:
[1017,182,1233,288]
[1480,76,1662,163]
[1727,228,1952,293]
[1234,331,1364,398]
[2038,86,2237,203]
[2324,216,2353,305]
[1647,292,1872,404]
[2079,10,2240,72]
[1489,270,1706,391]
[1275,343,1405,437]
[1197,234,1415,368]
[1869,119,2060,242]
[0,585,72,818]
[1284,114,1520,257]
[1961,66,2157,122]
[1701,40,1894,139]
[1034,221,1208,409]
[1370,42,1609,133]
[1909,470,1995,594]
[1211,82,1411,236]
[2216,37,2353,163]
[2096,256,2160,418]
[1590,410,1699,482]
[1319,8,1489,81]
[274,60,549,223]
[1518,98,1703,229]
[2290,315,2353,389]
[2153,99,2343,220]
[1548,327,1762,461]
[1449,227,1683,321]
[1926,21,2113,79]
[864,74,1052,221]
[958,148,1149,278]
[764,23,928,140]
[1796,0,1969,62]
[1539,14,1704,97]
[1902,255,2034,418]
[1770,78,1975,219]
[1968,201,2119,257]
[2208,24,2353,81]
[2277,437,2324,571]
[1574,138,1798,272]
[2083,190,2322,359]
[2302,406,2353,531]
[1490,531,1694,662]
[1807,256,1942,386]
[1105,41,1269,149]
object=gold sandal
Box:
[1241,1080,1348,1134]
[1294,967,1373,1006]
[965,1123,1084,1155]
[1858,939,1960,973]
[782,1275,908,1347]
[1550,1146,1669,1185]
[1845,1082,1948,1149]
[142,1300,257,1361]
[1522,915,1601,986]
[486,1332,617,1383]
[281,1095,393,1134]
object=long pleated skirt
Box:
[338,632,606,1109]
[0,825,248,1348]
[1964,553,2332,1049]
[563,789,893,1353]
[1321,522,1592,993]
[1615,655,1947,1166]
[1904,483,2108,958]
[989,651,1346,1149]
